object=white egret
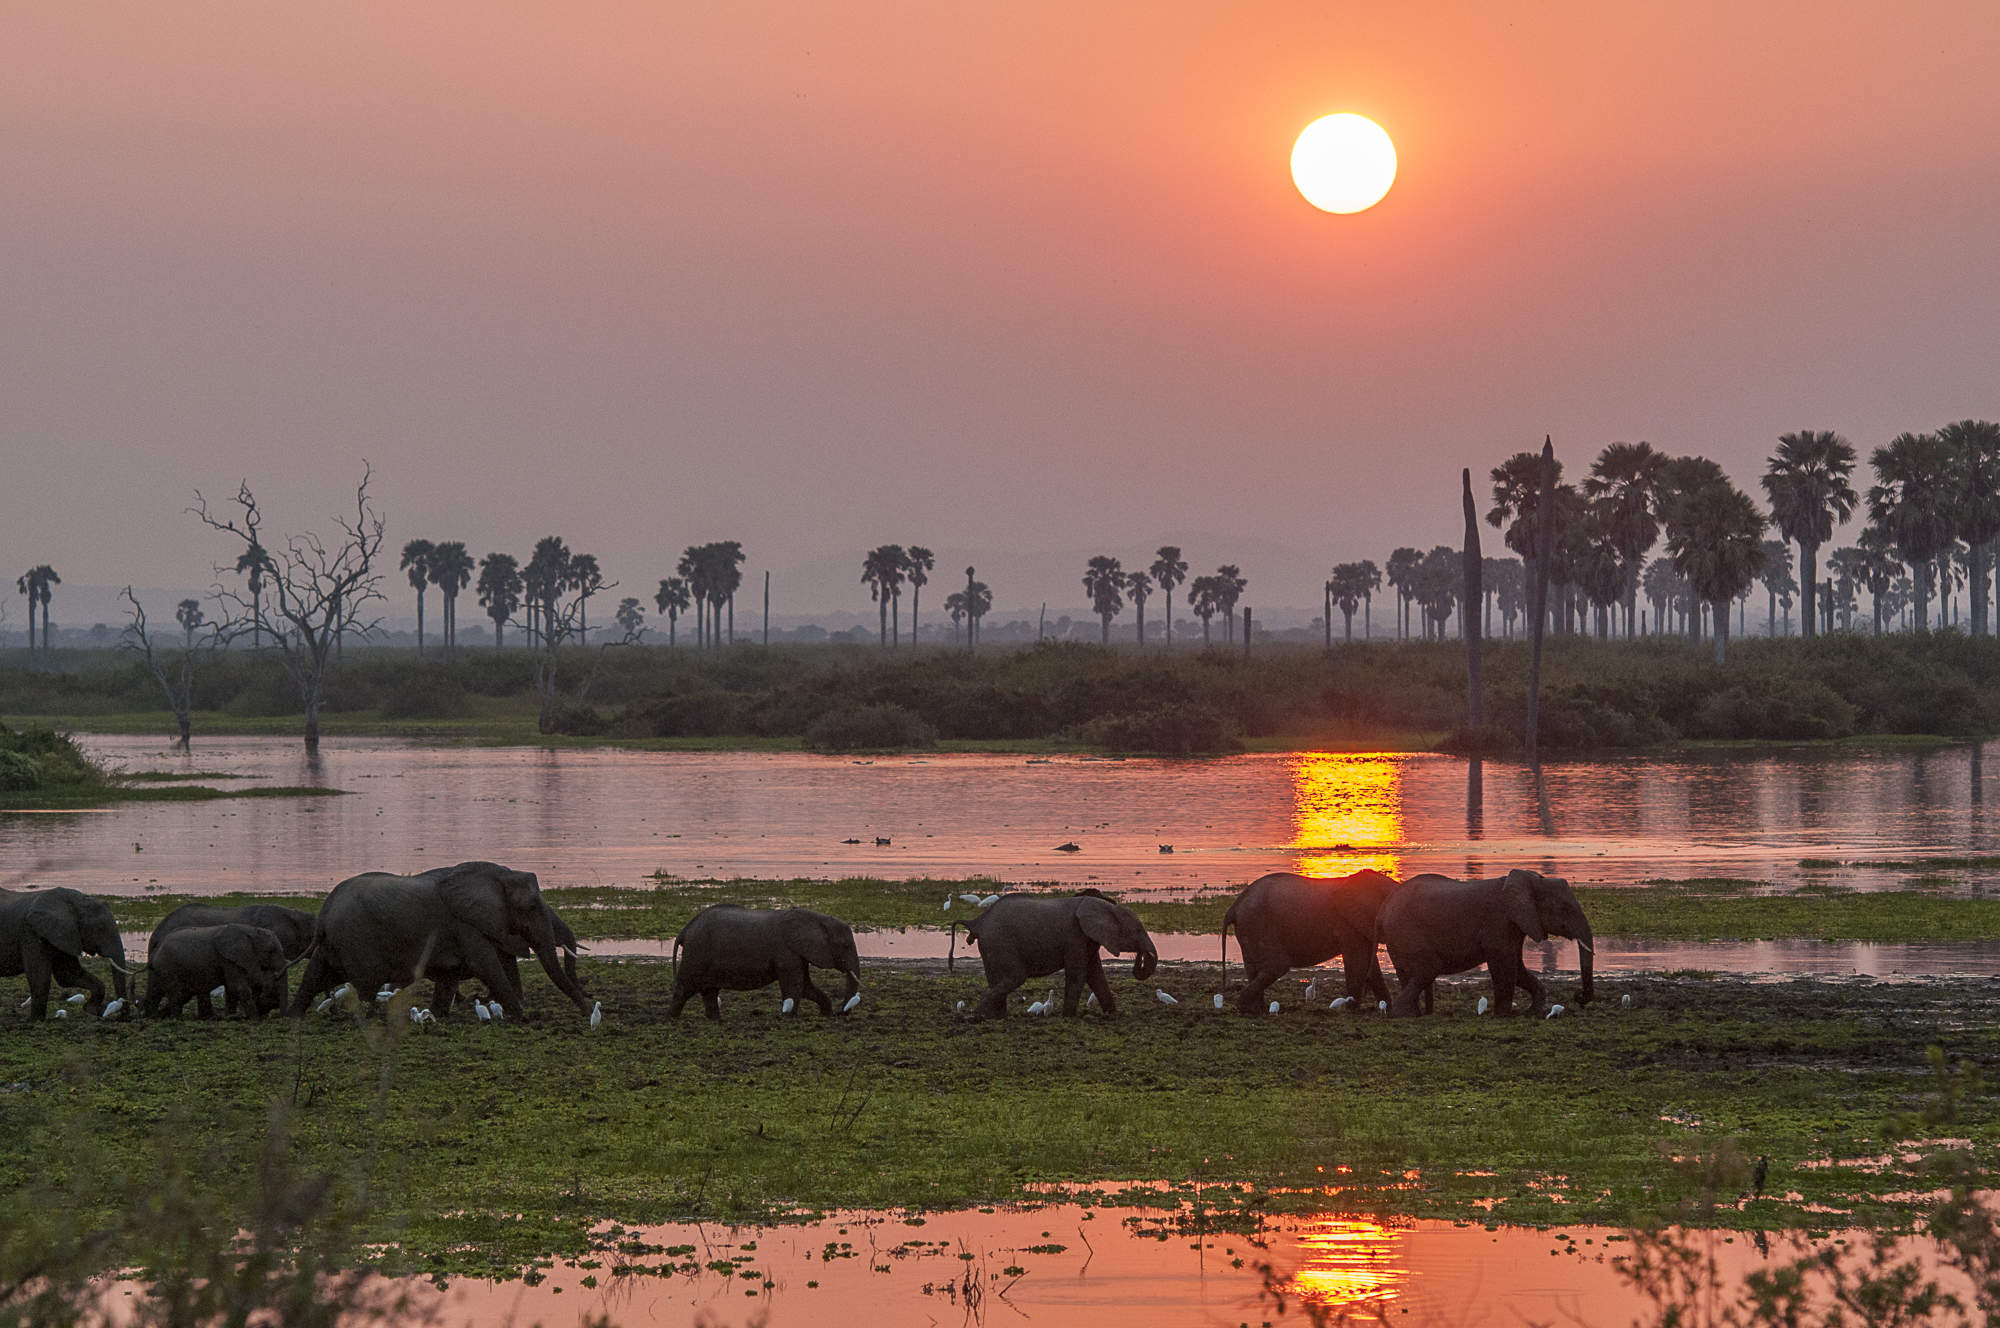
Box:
[1303,982,1318,1002]
[978,894,1000,908]
[955,1000,966,1013]
[1621,994,1633,1008]
[1086,992,1098,1007]
[958,892,982,907]
[1027,1000,1046,1016]
[332,984,353,1001]
[210,985,227,1001]
[942,897,952,912]
[1212,993,1224,1010]
[315,997,334,1015]
[488,1003,505,1021]
[52,1008,67,1020]
[100,998,125,1019]
[1155,989,1178,1005]
[1476,997,1490,1016]
[843,992,861,1013]
[1377,1001,1388,1012]
[590,1001,603,1028]
[1546,1004,1566,1019]
[781,997,796,1014]
[65,993,86,1005]
[1268,1002,1280,1015]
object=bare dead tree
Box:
[532,571,618,731]
[120,588,242,750]
[191,467,385,749]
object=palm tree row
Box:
[398,540,476,658]
[673,542,747,648]
[13,565,58,653]
[857,544,935,647]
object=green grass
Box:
[0,962,1990,1281]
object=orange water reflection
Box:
[1286,1214,1409,1308]
[1290,752,1403,879]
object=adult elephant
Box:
[290,861,592,1020]
[143,923,288,1019]
[1221,870,1397,1013]
[668,905,861,1020]
[150,903,316,962]
[0,887,130,1019]
[956,889,1157,1019]
[1379,870,1593,1017]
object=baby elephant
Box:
[669,905,861,1020]
[143,923,290,1019]
[150,902,314,1014]
[959,889,1158,1019]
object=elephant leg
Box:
[1421,981,1434,1015]
[465,946,528,1019]
[1237,960,1288,1015]
[21,943,54,1020]
[1511,957,1545,1012]
[1350,943,1392,1006]
[667,979,693,1019]
[1388,958,1434,1017]
[48,951,104,1012]
[974,969,1024,1020]
[799,971,834,1016]
[1486,950,1520,1015]
[290,950,337,1017]
[1060,963,1088,1016]
[1082,951,1117,1015]
[700,988,722,1021]
[196,989,215,1019]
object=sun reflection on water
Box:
[1286,1214,1410,1308]
[1290,753,1403,879]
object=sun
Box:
[1290,113,1397,214]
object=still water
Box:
[10,737,2000,901]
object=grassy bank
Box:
[0,721,340,809]
[0,961,1991,1283]
[103,875,2000,945]
[8,632,2000,753]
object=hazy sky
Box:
[7,1,1997,619]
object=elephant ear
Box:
[26,895,84,956]
[1501,871,1548,942]
[437,865,514,946]
[1073,896,1132,954]
[782,912,840,969]
[217,925,260,975]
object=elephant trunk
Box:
[103,945,131,1003]
[1132,937,1158,981]
[1574,920,1594,1006]
[529,917,593,1015]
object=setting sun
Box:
[1290,113,1397,214]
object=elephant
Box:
[668,905,861,1020]
[0,887,130,1019]
[142,923,288,1019]
[955,889,1157,1019]
[289,861,593,1020]
[150,902,316,963]
[1221,870,1398,1014]
[1379,870,1594,1017]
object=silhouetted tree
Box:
[905,545,934,642]
[1150,546,1188,646]
[614,596,645,642]
[1664,471,1766,664]
[234,543,274,648]
[1869,431,1957,632]
[1082,555,1125,643]
[399,539,435,655]
[1124,569,1153,644]
[966,577,992,646]
[1825,546,1863,632]
[428,541,474,657]
[862,544,906,647]
[1413,546,1461,639]
[1327,562,1374,641]
[944,590,968,646]
[1385,547,1420,639]
[1584,441,1666,636]
[1758,540,1796,637]
[15,565,59,654]
[654,576,691,647]
[1938,419,2000,635]
[570,552,604,645]
[193,469,384,748]
[122,588,235,749]
[1188,575,1221,644]
[477,552,522,647]
[1485,557,1525,637]
[1762,430,1859,640]
[1855,527,1900,634]
[1215,564,1247,642]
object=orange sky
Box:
[5,1,1996,617]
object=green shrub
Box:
[1689,680,1856,740]
[803,703,938,751]
[0,750,41,791]
[1078,703,1243,756]
[376,668,468,719]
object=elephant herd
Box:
[0,862,1592,1027]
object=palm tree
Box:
[1584,441,1666,635]
[1761,430,1859,640]
[1413,546,1461,639]
[1489,452,1584,635]
[1327,562,1374,641]
[904,546,934,643]
[1214,565,1247,642]
[1664,475,1767,664]
[1082,556,1125,644]
[428,541,475,657]
[861,545,905,647]
[1187,575,1221,644]
[1869,431,1957,631]
[1757,540,1795,637]
[1352,559,1382,637]
[676,548,706,647]
[1854,527,1901,634]
[1825,546,1864,632]
[1385,547,1422,639]
[705,541,746,643]
[476,553,522,647]
[1124,569,1153,644]
[234,543,273,647]
[1486,557,1525,637]
[569,553,604,645]
[399,539,435,655]
[614,596,645,641]
[654,576,691,646]
[1145,546,1189,647]
[943,590,968,646]
[1938,420,2000,635]
[14,572,35,653]
[175,599,205,649]
[15,566,58,653]
[966,577,992,646]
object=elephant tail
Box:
[1219,901,1237,998]
[947,920,957,973]
[670,934,682,980]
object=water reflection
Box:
[1290,753,1403,879]
[1287,1214,1407,1309]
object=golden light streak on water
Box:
[1285,1214,1409,1308]
[1290,752,1403,879]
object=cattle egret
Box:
[315,997,333,1014]
[781,997,796,1015]
[978,894,999,908]
[1546,1004,1566,1019]
[211,985,227,1002]
[843,992,861,1013]
[1476,997,1490,1016]
[1086,992,1098,1007]
[955,1000,966,1013]
[489,1004,505,1021]
[1268,1002,1280,1015]
[1621,994,1633,1008]
[1377,1001,1388,1012]
[590,1001,603,1028]
[333,984,352,1001]
[958,892,982,907]
[100,998,125,1019]
[474,998,492,1022]
[65,993,86,1005]
[942,898,952,912]
[52,1008,67,1020]
[1155,989,1178,1005]
[15,998,27,1010]
[409,1008,424,1025]
[1303,982,1318,1002]
[1330,996,1352,1010]
[1026,1000,1046,1016]
[1212,994,1224,1010]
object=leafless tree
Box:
[530,564,618,732]
[121,588,241,750]
[191,467,385,749]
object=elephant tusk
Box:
[1574,940,1594,955]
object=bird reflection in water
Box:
[1289,753,1404,880]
